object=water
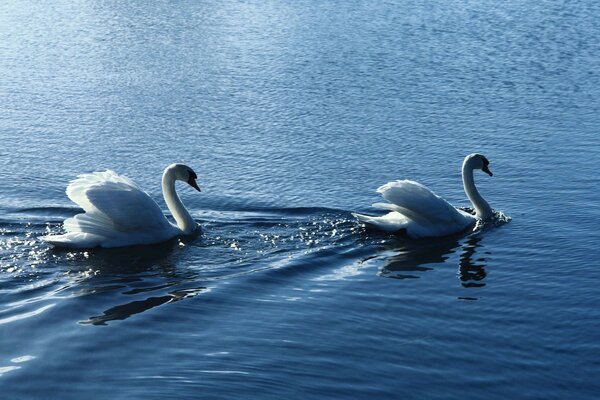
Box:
[1,0,599,398]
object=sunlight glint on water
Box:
[1,0,600,399]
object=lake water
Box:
[1,0,600,398]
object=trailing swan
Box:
[40,164,201,248]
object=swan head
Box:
[166,164,201,191]
[465,154,493,177]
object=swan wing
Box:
[65,170,172,234]
[377,180,469,226]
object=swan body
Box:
[353,154,494,239]
[40,164,201,248]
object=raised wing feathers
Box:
[65,171,170,234]
[377,180,466,226]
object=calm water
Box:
[1,0,600,398]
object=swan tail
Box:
[40,232,106,249]
[352,212,378,224]
[352,212,410,233]
[38,212,119,247]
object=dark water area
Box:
[1,0,600,399]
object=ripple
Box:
[199,370,250,375]
[0,366,21,376]
[0,303,55,325]
[474,210,512,231]
[15,206,80,216]
[10,355,36,363]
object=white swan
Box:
[353,154,494,239]
[40,164,201,248]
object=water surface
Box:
[1,1,599,399]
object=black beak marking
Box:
[187,170,201,191]
[188,178,201,192]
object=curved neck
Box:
[162,170,196,234]
[462,162,492,219]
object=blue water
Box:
[1,0,600,398]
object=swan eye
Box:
[187,170,197,180]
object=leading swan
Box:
[40,164,201,248]
[353,154,494,238]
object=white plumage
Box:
[40,164,201,248]
[353,154,494,239]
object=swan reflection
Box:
[378,234,488,288]
[71,237,184,274]
[378,236,458,279]
[80,287,207,326]
[58,238,206,326]
[458,235,487,288]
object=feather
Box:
[40,168,194,248]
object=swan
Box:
[352,153,494,239]
[40,164,201,248]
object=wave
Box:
[228,205,350,215]
[16,206,80,213]
[15,203,352,221]
[0,206,81,226]
[0,202,511,328]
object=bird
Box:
[40,163,201,248]
[353,153,494,239]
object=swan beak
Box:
[188,178,201,192]
[482,165,493,176]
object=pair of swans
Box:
[41,154,495,248]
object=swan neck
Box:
[462,163,492,219]
[162,170,196,234]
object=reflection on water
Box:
[59,236,192,274]
[377,234,489,291]
[378,235,460,280]
[458,235,487,288]
[81,287,207,326]
[52,237,207,325]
